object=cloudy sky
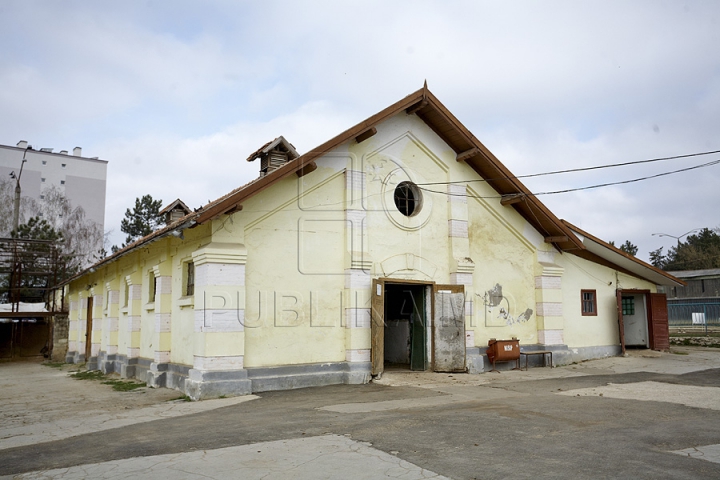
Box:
[2,1,719,261]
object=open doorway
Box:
[371,280,466,376]
[617,290,669,352]
[621,293,648,348]
[383,283,427,371]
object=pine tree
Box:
[649,247,666,269]
[120,195,164,246]
[610,240,639,256]
[663,228,720,270]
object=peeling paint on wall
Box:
[478,283,534,327]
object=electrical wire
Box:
[416,148,720,187]
[418,157,720,199]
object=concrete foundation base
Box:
[465,348,484,374]
[147,362,167,388]
[474,343,622,372]
[185,368,253,400]
[246,362,372,393]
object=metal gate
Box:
[668,302,720,332]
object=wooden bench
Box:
[520,350,553,370]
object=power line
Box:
[533,158,720,196]
[418,157,720,199]
[416,148,720,187]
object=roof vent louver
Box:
[246,136,299,177]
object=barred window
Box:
[581,290,597,316]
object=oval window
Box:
[393,181,422,217]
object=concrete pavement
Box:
[2,347,720,479]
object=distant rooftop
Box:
[666,268,720,279]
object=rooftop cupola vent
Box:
[246,136,299,177]
[159,199,192,225]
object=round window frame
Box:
[380,168,433,231]
[393,181,422,217]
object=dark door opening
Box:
[85,296,93,361]
[0,318,50,361]
[383,283,427,371]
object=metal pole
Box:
[13,182,21,233]
[12,148,30,234]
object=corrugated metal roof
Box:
[666,268,720,279]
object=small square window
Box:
[40,195,45,200]
[60,180,65,185]
[62,163,66,168]
[581,290,597,316]
[42,160,47,165]
[41,178,46,183]
[621,296,635,316]
[186,262,195,296]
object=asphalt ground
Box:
[1,347,720,479]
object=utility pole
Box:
[11,146,31,233]
[9,146,31,313]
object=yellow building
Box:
[61,86,683,399]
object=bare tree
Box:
[0,181,103,269]
[0,177,36,235]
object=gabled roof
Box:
[194,84,584,252]
[61,84,682,288]
[563,221,685,287]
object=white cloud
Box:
[100,99,356,246]
[1,0,719,261]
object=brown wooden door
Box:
[85,296,93,361]
[433,284,466,372]
[648,293,670,351]
[370,278,385,375]
[616,290,626,355]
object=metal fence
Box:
[668,302,720,331]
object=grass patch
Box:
[101,379,146,391]
[671,351,689,355]
[43,362,65,368]
[70,370,105,380]
[70,370,146,391]
[168,395,192,402]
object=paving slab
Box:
[673,444,720,465]
[2,347,720,479]
[557,381,720,410]
[1,435,449,480]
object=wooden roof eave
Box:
[416,91,584,252]
[563,220,686,287]
[195,88,428,224]
[197,86,583,252]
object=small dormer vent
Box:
[159,199,192,225]
[246,136,299,177]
